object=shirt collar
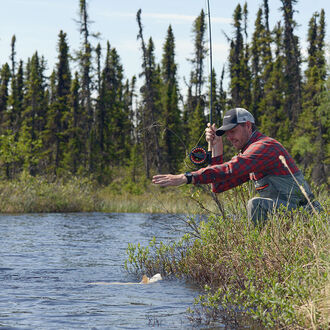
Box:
[240,130,260,153]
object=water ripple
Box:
[0,212,210,329]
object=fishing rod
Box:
[189,0,213,167]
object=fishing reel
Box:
[189,146,211,167]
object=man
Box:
[152,108,321,224]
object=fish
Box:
[89,273,162,285]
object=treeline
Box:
[0,0,328,185]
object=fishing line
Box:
[142,122,206,170]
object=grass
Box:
[98,184,222,214]
[125,186,329,329]
[0,172,219,214]
[0,172,101,213]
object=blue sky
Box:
[0,0,329,90]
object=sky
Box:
[0,0,329,91]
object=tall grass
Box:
[125,187,329,328]
[0,172,219,214]
[0,172,101,213]
[98,184,220,214]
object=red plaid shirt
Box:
[192,131,300,193]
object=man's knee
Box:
[248,197,274,225]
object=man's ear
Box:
[246,121,253,133]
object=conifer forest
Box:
[0,0,328,186]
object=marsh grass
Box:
[0,173,222,214]
[125,188,329,329]
[98,183,224,214]
[0,172,101,213]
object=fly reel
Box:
[189,146,209,166]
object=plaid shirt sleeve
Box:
[191,132,299,193]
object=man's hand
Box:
[205,123,223,157]
[152,174,187,187]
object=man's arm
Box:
[152,123,221,187]
[191,138,280,191]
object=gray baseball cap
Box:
[216,108,255,136]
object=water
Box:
[0,212,208,329]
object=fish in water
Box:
[89,273,162,285]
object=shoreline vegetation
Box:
[0,174,328,328]
[124,185,329,329]
[0,172,223,214]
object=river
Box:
[0,212,218,329]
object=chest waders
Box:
[248,171,322,225]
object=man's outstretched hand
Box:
[152,174,187,187]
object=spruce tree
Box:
[241,3,252,109]
[190,10,207,99]
[0,63,11,131]
[108,47,128,165]
[228,3,251,109]
[291,9,328,184]
[9,59,24,136]
[123,76,136,143]
[136,9,162,177]
[44,31,71,174]
[8,35,18,129]
[93,42,103,173]
[209,68,219,125]
[97,42,110,160]
[62,72,84,174]
[123,76,141,183]
[259,22,288,141]
[250,3,273,124]
[280,0,302,127]
[0,63,12,178]
[251,8,264,121]
[217,66,227,123]
[76,0,95,172]
[23,53,47,139]
[184,10,208,149]
[160,25,183,173]
[21,52,47,174]
[98,41,131,176]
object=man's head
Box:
[216,108,256,150]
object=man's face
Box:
[225,123,251,150]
